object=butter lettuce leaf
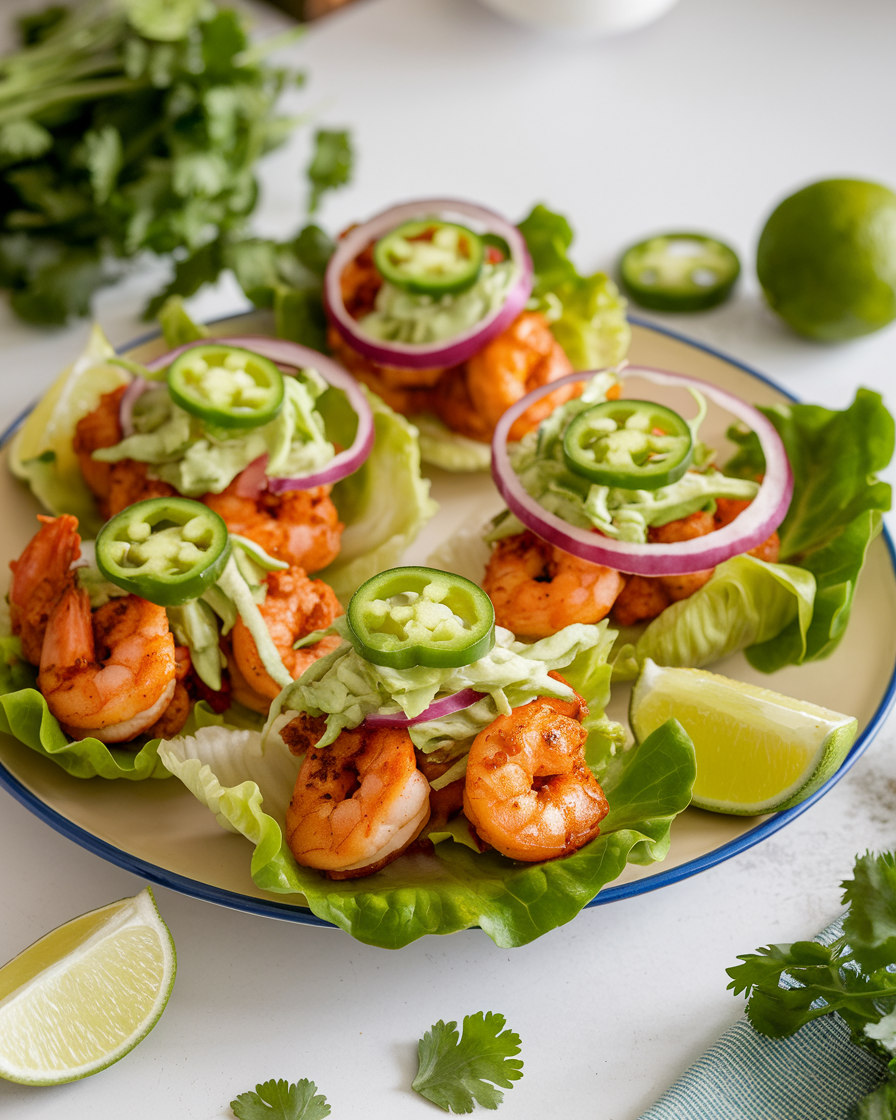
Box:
[159,716,694,948]
[0,638,169,779]
[319,386,437,601]
[725,389,893,670]
[518,203,630,371]
[0,635,261,781]
[613,554,816,681]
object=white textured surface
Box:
[2,1,896,1118]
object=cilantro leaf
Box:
[727,851,896,1062]
[412,1012,523,1114]
[306,128,353,214]
[230,1078,330,1120]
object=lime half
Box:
[629,659,858,815]
[619,232,740,311]
[757,178,896,341]
[0,887,176,1085]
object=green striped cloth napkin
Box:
[641,918,888,1120]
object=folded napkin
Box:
[641,918,888,1120]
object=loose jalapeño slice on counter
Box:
[167,344,284,429]
[95,497,231,606]
[373,220,485,296]
[347,566,495,670]
[562,399,694,491]
[619,232,740,311]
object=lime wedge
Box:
[0,887,176,1085]
[7,323,127,532]
[629,659,858,815]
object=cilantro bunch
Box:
[0,0,305,324]
[728,851,896,1116]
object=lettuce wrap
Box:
[613,389,893,677]
[159,621,696,948]
[384,204,632,472]
[7,317,437,603]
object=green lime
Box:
[757,178,896,341]
[629,659,858,815]
[0,888,176,1085]
[619,232,740,311]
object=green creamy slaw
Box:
[499,370,759,545]
[92,367,335,497]
[359,260,517,345]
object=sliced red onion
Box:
[145,336,374,492]
[119,375,151,438]
[323,199,534,370]
[364,687,486,729]
[234,454,269,499]
[491,366,794,577]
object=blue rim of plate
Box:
[0,312,893,932]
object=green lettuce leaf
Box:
[0,637,169,780]
[613,554,816,681]
[518,203,630,371]
[0,634,261,780]
[725,389,893,670]
[319,386,438,601]
[159,717,695,948]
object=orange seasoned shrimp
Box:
[483,530,626,639]
[461,311,577,442]
[463,690,608,862]
[202,474,343,572]
[73,387,176,519]
[285,724,431,878]
[9,514,81,665]
[230,567,344,711]
[38,590,177,744]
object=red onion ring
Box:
[323,198,534,370]
[234,454,270,499]
[363,687,485,729]
[491,366,793,577]
[119,375,151,438]
[144,336,374,492]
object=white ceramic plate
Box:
[1,312,894,928]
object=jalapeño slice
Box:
[373,220,485,297]
[619,232,741,312]
[563,399,694,491]
[167,344,284,430]
[347,566,495,670]
[95,497,231,607]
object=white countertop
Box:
[2,1,896,1117]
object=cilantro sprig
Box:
[413,1012,524,1114]
[728,851,896,1115]
[0,0,308,324]
[231,1078,330,1120]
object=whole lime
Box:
[756,178,896,341]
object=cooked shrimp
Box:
[327,326,446,416]
[38,590,177,744]
[461,312,578,442]
[231,567,344,710]
[202,475,343,572]
[74,386,177,518]
[463,690,608,862]
[9,515,81,665]
[611,504,781,627]
[285,724,431,878]
[483,530,626,639]
[714,497,781,563]
[147,645,192,741]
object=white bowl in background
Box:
[478,0,680,35]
